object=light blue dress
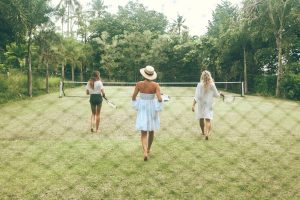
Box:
[132,93,163,131]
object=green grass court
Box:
[0,86,299,199]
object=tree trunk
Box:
[72,63,74,81]
[27,29,33,97]
[46,61,49,93]
[55,64,58,75]
[61,17,64,37]
[80,63,83,82]
[61,62,65,81]
[67,4,70,37]
[275,31,283,97]
[243,46,248,94]
[267,0,287,97]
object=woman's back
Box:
[137,80,158,94]
[86,80,103,94]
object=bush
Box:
[281,74,300,100]
[0,70,61,104]
[251,75,276,96]
[0,76,9,91]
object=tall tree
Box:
[63,37,82,81]
[56,0,81,37]
[232,3,256,94]
[55,7,66,37]
[74,6,89,43]
[0,0,26,49]
[207,0,239,82]
[22,0,52,97]
[34,27,59,93]
[246,0,298,96]
[266,0,289,96]
[89,0,107,18]
[170,14,188,35]
[117,1,168,34]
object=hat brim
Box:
[140,68,157,80]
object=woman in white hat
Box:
[192,70,224,140]
[132,65,163,161]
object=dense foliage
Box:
[0,0,299,100]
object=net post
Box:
[241,81,245,97]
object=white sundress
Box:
[132,93,163,131]
[194,83,220,120]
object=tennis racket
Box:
[103,96,117,108]
[222,95,235,103]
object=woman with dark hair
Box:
[86,71,105,133]
[192,70,224,140]
[132,65,163,161]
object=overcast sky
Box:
[51,0,242,36]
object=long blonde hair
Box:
[200,70,214,90]
[89,71,100,89]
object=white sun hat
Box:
[140,65,157,80]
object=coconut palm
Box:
[170,14,188,35]
[55,0,81,37]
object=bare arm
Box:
[101,89,106,99]
[212,83,221,98]
[156,84,162,102]
[192,99,196,112]
[192,83,200,112]
[86,82,90,95]
[132,84,139,101]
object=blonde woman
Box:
[132,65,163,161]
[192,70,224,140]
[86,71,106,133]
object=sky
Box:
[51,0,243,36]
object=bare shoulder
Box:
[136,81,144,87]
[152,81,160,87]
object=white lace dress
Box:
[132,93,163,131]
[194,83,220,120]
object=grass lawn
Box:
[0,86,299,199]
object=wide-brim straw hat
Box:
[140,65,157,80]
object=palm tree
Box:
[56,0,81,37]
[22,0,52,97]
[89,0,107,18]
[55,7,66,37]
[34,28,60,93]
[171,14,188,35]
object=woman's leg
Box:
[204,118,211,140]
[90,104,96,132]
[95,104,102,132]
[199,118,204,135]
[141,131,148,160]
[147,131,154,153]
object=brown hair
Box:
[89,71,100,89]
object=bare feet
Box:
[143,150,148,161]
